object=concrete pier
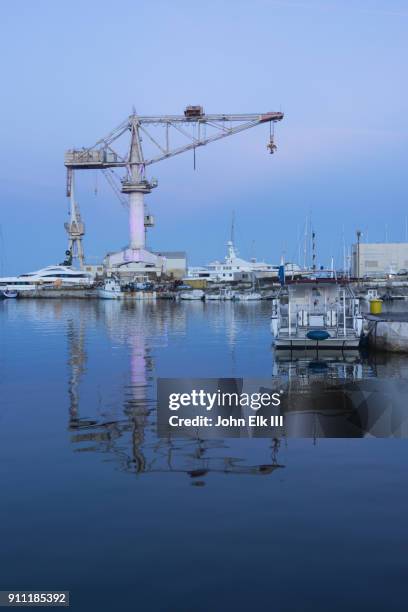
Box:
[16,288,158,300]
[365,313,408,353]
[18,288,92,299]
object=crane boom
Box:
[144,118,278,166]
[65,110,284,169]
[131,112,282,123]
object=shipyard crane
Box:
[64,106,284,270]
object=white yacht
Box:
[271,278,363,350]
[185,238,283,284]
[0,265,93,292]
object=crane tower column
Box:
[119,118,158,261]
[121,173,156,261]
[129,191,145,249]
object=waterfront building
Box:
[352,242,408,277]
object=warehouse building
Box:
[352,243,408,277]
[103,250,187,280]
[153,251,187,279]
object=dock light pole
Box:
[356,230,362,285]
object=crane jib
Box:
[64,108,285,174]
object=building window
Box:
[365,260,378,267]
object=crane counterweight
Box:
[184,105,204,118]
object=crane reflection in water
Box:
[66,301,285,483]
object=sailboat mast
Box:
[312,231,316,271]
[342,226,346,275]
[303,215,308,270]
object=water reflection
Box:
[64,301,284,482]
[274,350,408,438]
[6,299,408,484]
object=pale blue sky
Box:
[0,0,407,273]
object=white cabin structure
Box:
[186,240,300,283]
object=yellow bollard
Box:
[370,298,383,315]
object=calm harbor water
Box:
[1,299,407,611]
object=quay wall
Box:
[367,318,408,353]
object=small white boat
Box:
[234,273,262,301]
[205,288,235,301]
[234,291,262,301]
[205,293,223,301]
[179,289,204,301]
[97,278,122,299]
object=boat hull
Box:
[1,290,18,299]
[205,292,235,301]
[179,290,204,301]
[274,337,360,350]
[180,296,203,300]
[97,289,122,299]
[234,293,262,301]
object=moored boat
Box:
[271,277,363,350]
[0,265,93,293]
[205,288,235,301]
[234,291,262,301]
[179,289,204,301]
[97,278,122,299]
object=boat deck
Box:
[275,326,360,349]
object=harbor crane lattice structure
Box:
[64,172,85,268]
[64,106,284,271]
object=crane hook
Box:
[267,122,277,154]
[267,137,277,154]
